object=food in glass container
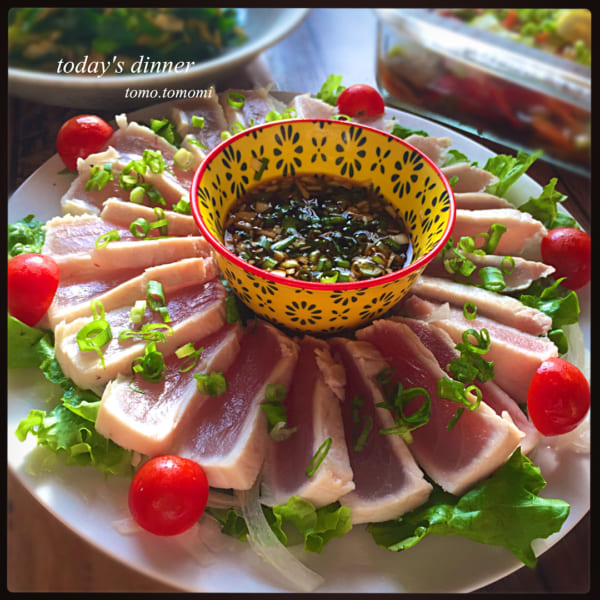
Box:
[437,9,591,66]
[376,9,590,173]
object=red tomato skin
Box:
[56,114,114,171]
[336,84,385,118]
[7,253,60,327]
[541,227,591,290]
[527,358,590,436]
[128,455,209,536]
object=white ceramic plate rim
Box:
[7,95,590,594]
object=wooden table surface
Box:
[7,8,590,594]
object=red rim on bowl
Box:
[191,118,456,291]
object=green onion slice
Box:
[131,342,167,383]
[130,218,150,238]
[463,301,477,320]
[227,92,246,109]
[76,300,112,368]
[192,115,205,128]
[175,343,204,373]
[305,437,332,477]
[95,229,121,249]
[194,371,227,397]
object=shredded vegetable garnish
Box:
[95,229,121,248]
[305,437,332,477]
[350,394,373,452]
[76,300,112,368]
[118,149,168,206]
[437,377,483,430]
[131,341,167,383]
[375,367,431,444]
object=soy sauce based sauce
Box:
[223,173,412,283]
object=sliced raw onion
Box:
[236,480,324,593]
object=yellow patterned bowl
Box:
[191,118,455,334]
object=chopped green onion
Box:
[76,300,112,368]
[173,147,194,170]
[146,280,167,312]
[253,157,269,181]
[118,322,173,343]
[482,223,507,253]
[175,343,204,373]
[260,383,296,440]
[129,185,147,205]
[353,414,373,452]
[194,371,227,397]
[129,300,146,323]
[463,301,477,320]
[192,115,205,128]
[227,92,246,109]
[85,163,114,191]
[478,266,506,292]
[305,437,332,477]
[501,256,515,275]
[172,197,191,215]
[131,342,167,383]
[130,218,150,238]
[437,377,482,430]
[95,229,121,248]
[375,367,431,444]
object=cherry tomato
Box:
[7,253,60,327]
[128,455,209,536]
[336,84,385,118]
[541,227,591,290]
[527,357,590,436]
[56,114,114,171]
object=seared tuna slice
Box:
[53,259,226,391]
[441,163,499,193]
[424,252,555,292]
[356,319,523,495]
[404,135,452,166]
[394,316,540,454]
[327,337,433,524]
[453,192,514,210]
[42,210,210,280]
[429,307,558,406]
[46,255,218,329]
[411,275,552,335]
[453,208,548,259]
[172,320,299,491]
[219,88,288,129]
[169,87,229,152]
[96,323,242,456]
[400,296,558,406]
[261,336,355,508]
[288,94,337,119]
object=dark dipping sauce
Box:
[223,173,412,283]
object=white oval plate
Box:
[7,98,590,593]
[8,9,309,110]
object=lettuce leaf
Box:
[483,149,542,198]
[8,214,45,258]
[367,449,570,568]
[315,74,345,106]
[10,315,133,477]
[518,177,577,229]
[208,496,352,553]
